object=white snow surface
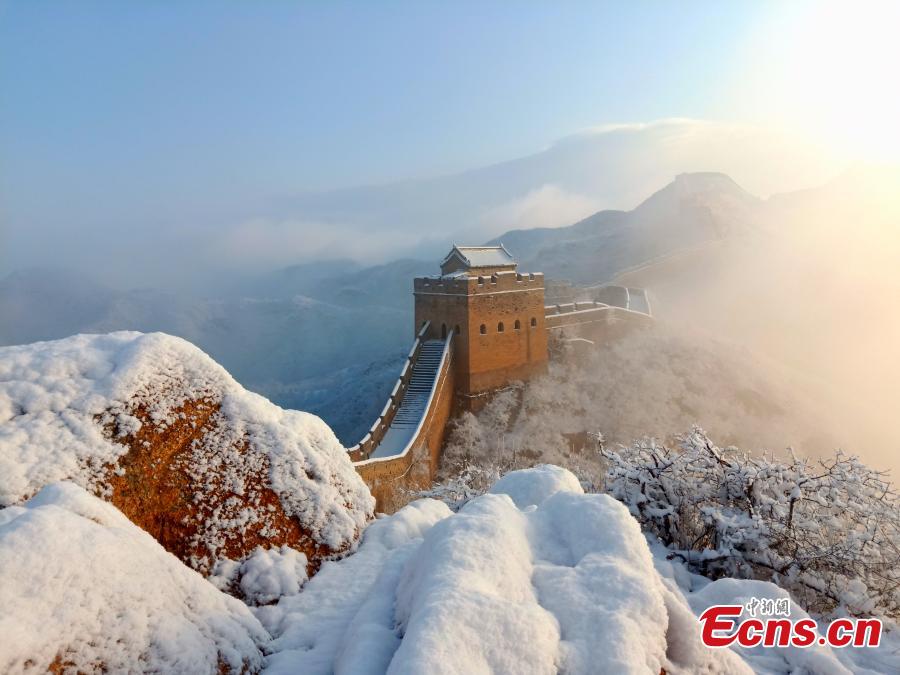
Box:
[678,574,900,675]
[0,482,269,674]
[0,331,374,552]
[487,462,583,507]
[257,465,899,674]
[212,545,310,606]
[260,465,749,674]
[4,465,897,673]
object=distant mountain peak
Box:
[635,173,760,217]
[669,171,754,195]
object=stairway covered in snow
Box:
[368,339,446,458]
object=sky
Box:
[1,1,899,284]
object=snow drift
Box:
[0,331,374,578]
[2,465,895,673]
[0,482,269,674]
[261,465,750,674]
[258,465,900,674]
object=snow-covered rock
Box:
[0,482,269,674]
[0,331,374,579]
[261,498,453,674]
[487,462,583,508]
[261,466,748,674]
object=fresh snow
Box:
[0,331,374,554]
[487,462,583,507]
[260,498,453,674]
[212,545,310,607]
[2,464,897,673]
[257,465,899,674]
[260,465,748,674]
[368,339,446,460]
[0,482,269,674]
[681,576,900,675]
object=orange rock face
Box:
[102,399,335,577]
[0,332,375,588]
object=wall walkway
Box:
[349,326,456,512]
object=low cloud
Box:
[209,218,412,272]
[478,184,600,236]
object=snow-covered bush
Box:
[603,427,900,618]
[437,384,604,500]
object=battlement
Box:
[414,270,544,296]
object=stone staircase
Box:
[369,339,445,458]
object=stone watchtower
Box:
[414,245,548,402]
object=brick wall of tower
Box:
[413,271,548,399]
[466,278,547,393]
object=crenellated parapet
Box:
[414,270,544,296]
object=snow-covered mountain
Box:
[488,171,761,284]
[1,328,897,673]
[2,167,896,454]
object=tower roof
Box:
[440,244,516,272]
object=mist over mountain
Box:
[0,270,410,442]
[265,121,835,262]
[3,166,898,472]
[3,120,845,289]
[489,171,761,284]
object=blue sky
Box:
[1,2,761,194]
[4,1,891,283]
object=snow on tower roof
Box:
[440,244,516,270]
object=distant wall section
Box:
[545,301,653,345]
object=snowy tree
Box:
[602,427,900,618]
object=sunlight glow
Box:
[755,0,900,163]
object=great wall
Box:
[347,245,653,511]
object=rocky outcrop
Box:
[0,332,374,580]
[0,482,270,674]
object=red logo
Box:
[699,601,882,649]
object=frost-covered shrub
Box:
[437,383,603,495]
[603,427,900,618]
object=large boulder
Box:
[0,482,269,674]
[0,331,374,581]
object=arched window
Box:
[480,324,487,335]
[497,321,505,333]
[441,323,447,339]
[530,317,537,327]
[478,276,485,285]
[514,319,521,330]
